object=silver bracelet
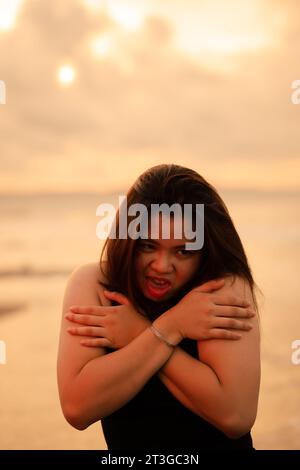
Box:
[149,324,176,348]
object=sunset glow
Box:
[81,0,279,74]
[82,0,103,10]
[90,34,114,58]
[0,0,23,31]
[167,0,277,70]
[0,0,297,194]
[107,2,144,31]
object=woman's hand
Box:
[155,278,256,344]
[65,291,150,349]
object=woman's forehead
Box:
[146,213,195,244]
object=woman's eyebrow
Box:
[145,239,188,249]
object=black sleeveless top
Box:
[101,337,254,450]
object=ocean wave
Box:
[0,302,27,316]
[0,266,72,278]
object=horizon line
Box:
[0,187,300,197]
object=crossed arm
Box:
[57,263,260,438]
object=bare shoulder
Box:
[68,261,106,287]
[222,275,256,306]
[66,261,111,307]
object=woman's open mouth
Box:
[145,276,172,299]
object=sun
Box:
[57,65,76,86]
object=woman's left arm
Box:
[157,276,261,438]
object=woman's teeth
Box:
[149,278,169,286]
[152,279,167,285]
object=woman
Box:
[57,164,261,450]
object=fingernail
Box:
[69,306,78,312]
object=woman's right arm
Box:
[57,263,180,430]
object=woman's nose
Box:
[150,252,173,273]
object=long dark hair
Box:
[98,164,261,321]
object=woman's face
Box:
[135,214,201,302]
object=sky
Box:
[0,0,299,194]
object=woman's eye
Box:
[139,243,153,250]
[177,249,190,255]
[178,249,198,256]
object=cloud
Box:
[0,0,299,191]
